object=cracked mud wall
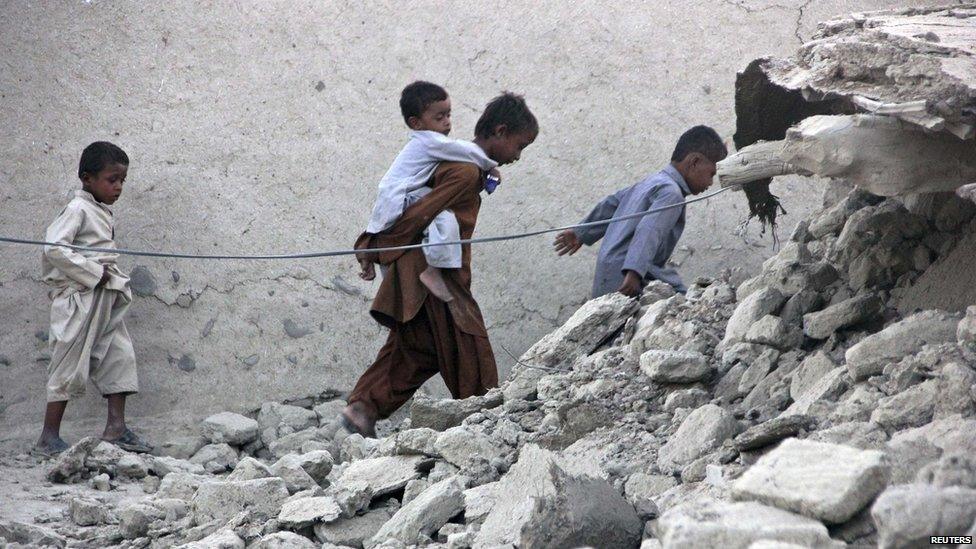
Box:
[0,0,935,440]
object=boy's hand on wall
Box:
[617,270,642,297]
[553,230,582,256]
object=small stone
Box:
[251,531,318,548]
[734,415,816,451]
[190,443,239,473]
[789,352,836,401]
[142,475,161,494]
[743,315,802,350]
[201,412,260,445]
[314,504,395,547]
[282,318,313,339]
[871,378,939,432]
[639,349,713,383]
[801,293,882,339]
[276,496,342,529]
[366,476,466,548]
[271,455,319,494]
[722,288,786,348]
[410,390,503,431]
[336,455,425,497]
[663,388,711,412]
[69,497,108,526]
[434,426,505,470]
[242,354,260,367]
[191,477,290,524]
[402,478,429,505]
[871,483,976,548]
[92,473,112,491]
[227,456,273,481]
[156,435,207,460]
[332,480,373,518]
[119,502,164,539]
[658,404,738,474]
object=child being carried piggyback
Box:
[360,81,500,302]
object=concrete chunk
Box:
[365,476,466,548]
[191,477,290,525]
[732,439,890,523]
[845,311,958,380]
[200,412,259,445]
[640,349,713,383]
[336,455,425,498]
[658,404,738,474]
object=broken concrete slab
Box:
[722,288,785,349]
[871,483,976,549]
[734,415,817,452]
[365,476,466,548]
[505,293,638,400]
[658,404,739,474]
[189,443,239,474]
[433,426,505,470]
[655,499,840,549]
[200,412,259,445]
[846,310,959,380]
[639,349,713,383]
[475,444,641,548]
[191,477,290,525]
[336,455,425,498]
[249,531,318,548]
[870,378,939,432]
[732,438,890,523]
[781,366,848,418]
[802,294,883,339]
[277,496,342,529]
[743,315,801,351]
[258,402,319,445]
[410,390,502,431]
[314,504,394,548]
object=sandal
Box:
[103,428,153,454]
[338,412,376,439]
[31,437,70,457]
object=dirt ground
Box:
[0,0,936,455]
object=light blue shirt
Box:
[574,165,690,297]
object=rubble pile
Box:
[3,182,975,549]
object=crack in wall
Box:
[795,0,815,44]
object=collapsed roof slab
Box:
[719,114,976,196]
[726,4,976,203]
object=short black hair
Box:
[474,92,538,139]
[400,81,448,125]
[78,141,129,179]
[671,126,727,163]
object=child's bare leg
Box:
[419,266,454,302]
[36,400,69,452]
[102,393,127,440]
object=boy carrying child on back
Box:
[35,141,151,455]
[360,81,500,302]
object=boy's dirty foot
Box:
[32,435,69,457]
[420,267,454,302]
[102,428,153,454]
[339,402,377,438]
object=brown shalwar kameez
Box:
[351,162,498,419]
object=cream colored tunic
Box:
[42,190,138,402]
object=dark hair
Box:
[78,141,129,179]
[399,81,448,124]
[671,126,727,163]
[474,92,538,138]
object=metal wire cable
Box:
[0,184,736,260]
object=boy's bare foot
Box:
[32,435,69,457]
[339,402,377,438]
[420,267,454,302]
[359,259,376,281]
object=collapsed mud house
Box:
[2,4,976,549]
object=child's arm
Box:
[43,206,105,289]
[554,187,629,255]
[422,134,498,172]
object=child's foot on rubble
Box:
[420,267,454,302]
[32,435,69,457]
[102,428,153,454]
[339,402,377,438]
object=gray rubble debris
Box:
[156,435,208,460]
[410,390,503,431]
[732,439,890,523]
[845,311,959,380]
[250,531,318,548]
[658,404,739,474]
[870,378,939,432]
[655,499,840,549]
[365,476,466,548]
[802,294,883,339]
[734,415,816,451]
[475,444,641,548]
[722,288,785,349]
[277,496,342,529]
[189,443,239,474]
[314,504,395,547]
[640,349,713,383]
[871,483,976,549]
[226,456,272,481]
[200,412,260,445]
[336,455,425,497]
[191,477,290,524]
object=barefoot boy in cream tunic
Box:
[36,141,151,455]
